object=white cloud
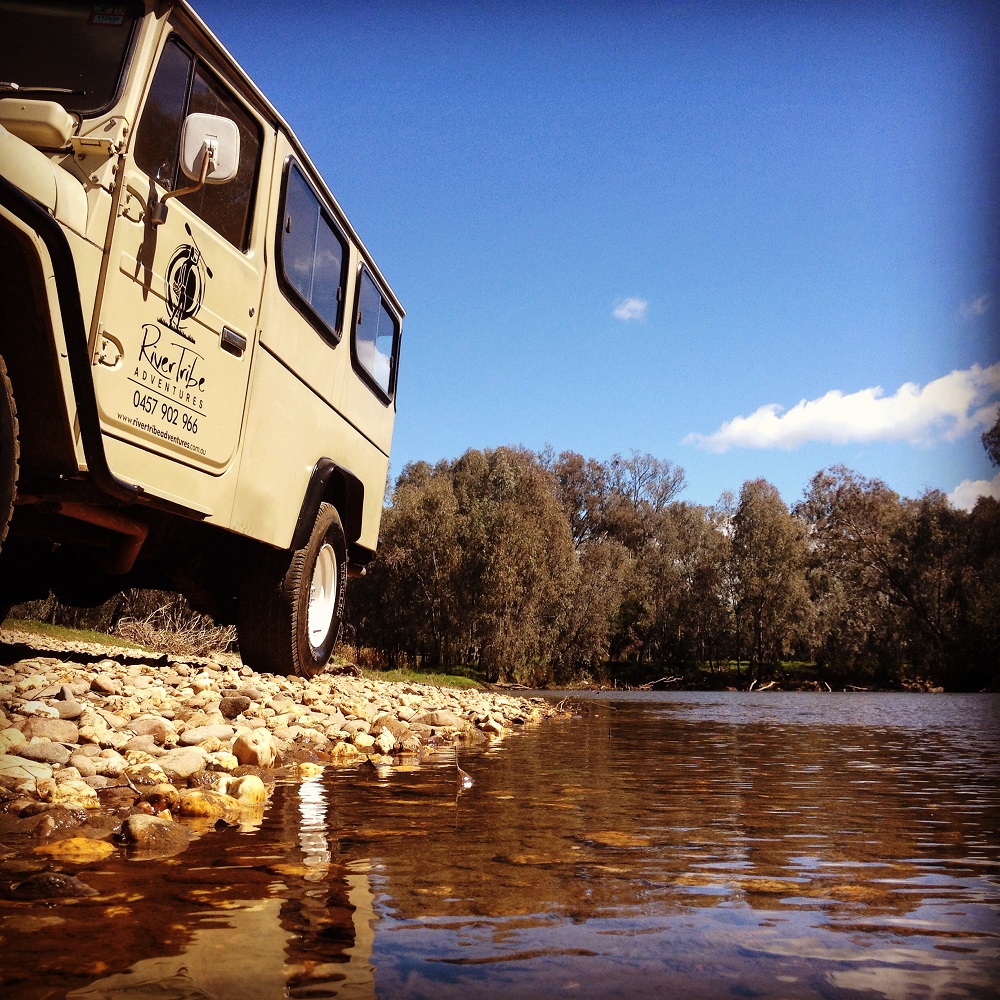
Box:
[683,362,1000,454]
[613,297,648,322]
[949,472,1000,510]
[960,293,993,320]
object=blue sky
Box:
[197,0,999,510]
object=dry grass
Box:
[116,603,237,658]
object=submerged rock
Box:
[120,814,194,859]
[9,871,99,899]
[175,788,241,823]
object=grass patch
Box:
[1,618,151,651]
[359,665,484,690]
[3,617,487,688]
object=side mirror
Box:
[179,113,240,184]
[152,113,240,226]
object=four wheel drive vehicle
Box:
[0,0,404,676]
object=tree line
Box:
[347,439,1000,691]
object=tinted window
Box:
[354,269,398,398]
[0,0,143,116]
[133,38,189,189]
[279,163,347,336]
[133,36,261,250]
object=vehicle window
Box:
[133,36,261,250]
[0,1,143,116]
[279,163,347,337]
[354,269,398,399]
[133,38,189,190]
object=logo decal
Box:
[162,223,212,342]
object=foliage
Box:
[350,449,999,691]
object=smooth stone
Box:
[219,696,251,719]
[175,788,240,823]
[228,774,267,805]
[40,779,100,809]
[93,754,128,778]
[0,753,53,781]
[124,762,168,785]
[16,742,72,766]
[0,727,26,753]
[128,716,172,745]
[91,674,122,695]
[21,717,80,744]
[410,710,467,729]
[68,754,98,778]
[120,814,193,859]
[124,734,162,756]
[34,837,114,864]
[137,783,180,812]
[158,746,209,780]
[11,872,98,899]
[205,751,239,772]
[179,724,235,746]
[95,709,128,729]
[232,729,275,768]
[18,701,59,719]
[98,731,130,751]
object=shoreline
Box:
[0,626,561,874]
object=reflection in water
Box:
[1,693,998,999]
[299,772,332,877]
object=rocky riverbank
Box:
[0,626,560,879]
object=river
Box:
[2,691,998,999]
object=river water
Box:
[2,691,998,999]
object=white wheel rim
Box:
[307,542,338,649]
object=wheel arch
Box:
[291,458,364,553]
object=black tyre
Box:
[238,503,347,677]
[0,352,18,555]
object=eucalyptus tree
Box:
[796,466,907,678]
[730,478,810,676]
[346,460,464,667]
[549,450,609,547]
[983,414,1000,467]
[450,447,578,683]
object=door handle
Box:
[220,326,247,357]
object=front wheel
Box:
[237,503,348,677]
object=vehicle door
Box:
[93,32,265,474]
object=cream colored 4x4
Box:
[0,1,404,676]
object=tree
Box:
[347,461,464,667]
[983,413,1000,467]
[730,479,810,677]
[453,447,577,683]
[796,466,907,681]
[549,537,632,682]
[602,450,687,552]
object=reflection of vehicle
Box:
[0,0,405,676]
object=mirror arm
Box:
[151,144,215,228]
